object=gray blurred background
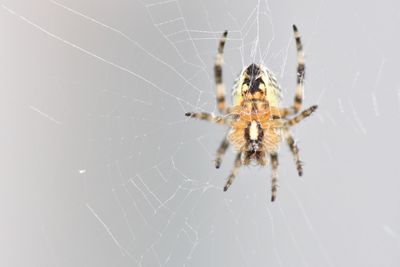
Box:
[1,0,399,266]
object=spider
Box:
[185,25,318,201]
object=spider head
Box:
[233,64,281,106]
[240,64,267,98]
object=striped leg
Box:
[185,112,229,125]
[215,134,230,168]
[268,106,292,120]
[270,153,279,202]
[273,107,293,119]
[285,105,318,127]
[283,128,303,176]
[292,25,305,115]
[223,153,242,191]
[215,31,228,113]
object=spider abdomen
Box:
[228,114,281,166]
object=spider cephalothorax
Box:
[185,25,317,201]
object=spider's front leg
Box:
[215,31,228,114]
[292,25,306,115]
[280,25,305,118]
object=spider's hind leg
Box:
[283,128,303,176]
[270,153,279,202]
[223,153,242,191]
[215,134,230,168]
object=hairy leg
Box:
[223,153,242,191]
[270,153,279,202]
[285,105,318,127]
[215,31,228,113]
[215,134,230,168]
[283,128,303,176]
[185,112,229,125]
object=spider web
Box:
[2,0,400,266]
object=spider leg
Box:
[273,108,291,119]
[215,31,228,114]
[287,25,306,116]
[283,128,303,176]
[215,134,230,168]
[223,153,242,191]
[270,25,306,120]
[185,112,229,125]
[285,105,318,127]
[270,153,279,202]
[269,106,293,119]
